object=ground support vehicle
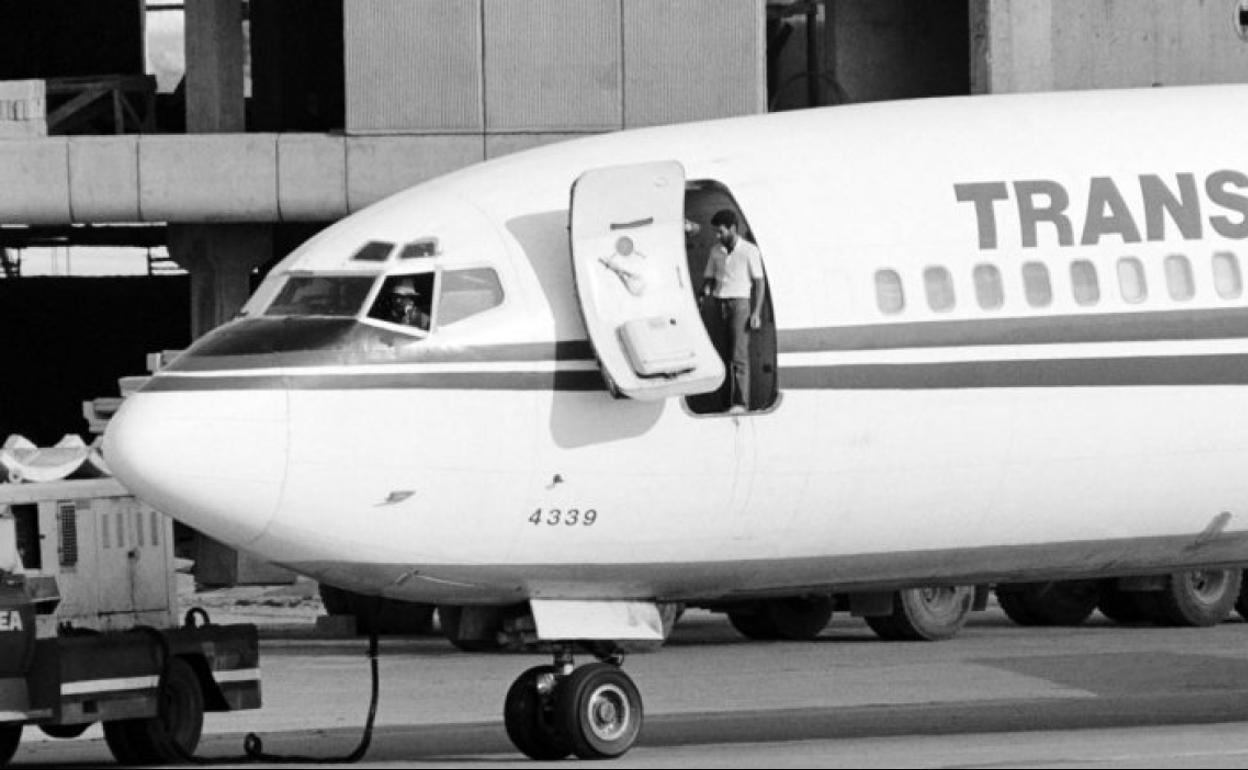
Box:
[1,476,260,766]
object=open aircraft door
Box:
[570,161,724,400]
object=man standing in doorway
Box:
[700,209,766,414]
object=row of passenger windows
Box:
[875,252,1245,315]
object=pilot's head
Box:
[388,279,420,316]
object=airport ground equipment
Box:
[0,478,260,766]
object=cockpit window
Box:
[264,275,377,317]
[351,241,395,262]
[368,273,436,331]
[437,268,504,327]
[400,238,439,260]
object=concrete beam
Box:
[0,132,528,226]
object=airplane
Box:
[103,83,1248,760]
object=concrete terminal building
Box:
[0,1,1246,576]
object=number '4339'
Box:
[529,508,597,526]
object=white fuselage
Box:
[105,85,1248,605]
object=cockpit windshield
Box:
[263,275,377,317]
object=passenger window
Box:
[1022,262,1052,307]
[1164,255,1195,301]
[924,267,955,312]
[973,264,1003,310]
[351,241,395,262]
[1213,251,1243,299]
[1118,257,1147,303]
[264,274,377,317]
[874,269,905,314]
[436,268,504,327]
[367,273,436,331]
[1070,260,1100,306]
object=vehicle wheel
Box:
[554,663,643,760]
[727,607,779,640]
[618,602,685,653]
[998,582,1098,626]
[0,724,20,767]
[103,657,204,765]
[766,595,834,641]
[504,666,571,760]
[437,605,502,652]
[866,586,973,641]
[1156,569,1241,627]
[39,723,91,739]
[1096,586,1156,623]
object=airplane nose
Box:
[103,387,289,548]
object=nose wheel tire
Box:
[0,724,21,767]
[504,666,572,760]
[103,657,204,765]
[554,663,643,759]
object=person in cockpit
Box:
[386,277,431,330]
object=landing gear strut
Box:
[503,645,643,760]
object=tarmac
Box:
[12,581,1248,767]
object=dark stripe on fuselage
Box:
[785,354,1248,389]
[141,354,1248,392]
[166,317,595,373]
[142,306,1248,392]
[142,369,607,393]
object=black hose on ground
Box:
[241,627,380,763]
[169,600,383,765]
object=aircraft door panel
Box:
[570,161,725,401]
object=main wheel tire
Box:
[866,586,973,641]
[998,582,1098,627]
[437,605,503,652]
[727,607,779,640]
[1096,587,1156,623]
[996,586,1043,626]
[0,724,21,767]
[39,723,91,739]
[554,663,643,760]
[766,596,834,641]
[103,657,204,765]
[1156,569,1241,627]
[504,666,571,760]
[1236,570,1248,620]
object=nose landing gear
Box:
[502,645,643,760]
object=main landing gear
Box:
[503,645,643,760]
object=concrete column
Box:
[179,2,256,340]
[969,0,1054,94]
[184,0,246,132]
[168,224,272,339]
